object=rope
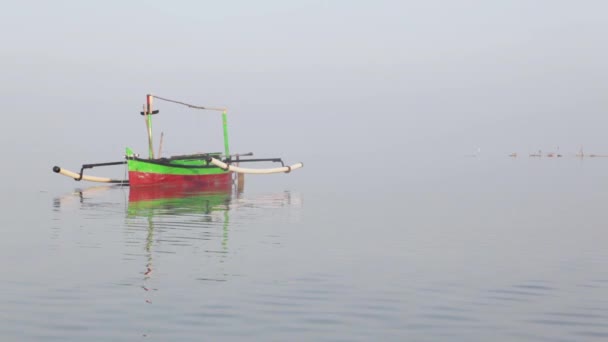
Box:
[151,95,227,112]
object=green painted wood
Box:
[127,157,229,176]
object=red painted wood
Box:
[128,171,233,188]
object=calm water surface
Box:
[1,157,608,341]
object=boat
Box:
[53,94,303,187]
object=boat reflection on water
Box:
[52,182,302,335]
[53,182,301,241]
[126,184,235,295]
[53,184,301,286]
[127,183,233,218]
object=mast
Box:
[141,94,228,158]
[222,110,230,158]
[146,94,155,159]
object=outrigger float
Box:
[53,95,303,187]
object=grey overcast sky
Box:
[1,1,607,189]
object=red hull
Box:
[128,171,233,188]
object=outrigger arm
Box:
[52,161,128,184]
[208,157,303,174]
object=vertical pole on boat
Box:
[157,132,164,158]
[146,94,155,159]
[222,110,230,158]
[236,154,245,193]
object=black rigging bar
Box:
[77,161,127,181]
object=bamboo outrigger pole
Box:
[52,165,128,184]
[208,157,303,174]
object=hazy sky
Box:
[2,1,607,190]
